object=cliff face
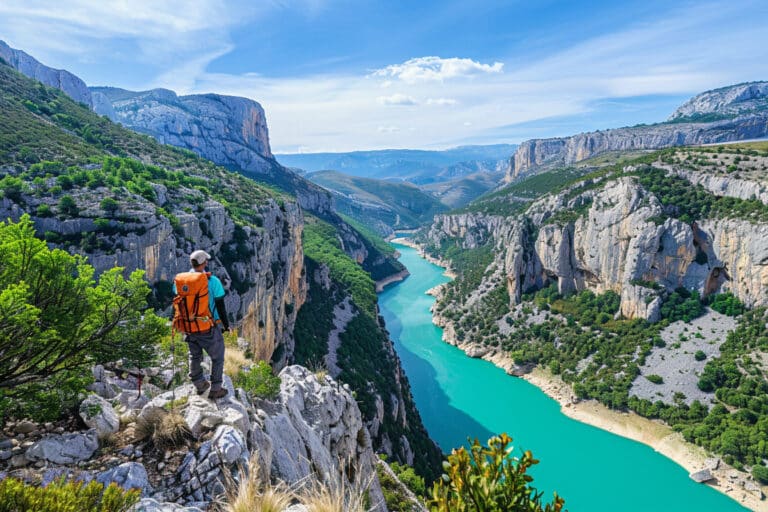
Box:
[0,40,92,106]
[669,81,768,121]
[424,169,768,322]
[90,86,343,221]
[92,87,273,169]
[0,181,306,368]
[506,114,768,181]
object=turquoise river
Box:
[378,242,749,512]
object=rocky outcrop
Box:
[425,174,768,321]
[666,167,768,204]
[1,365,389,511]
[669,81,768,121]
[506,114,768,180]
[0,40,92,106]
[92,87,273,171]
[0,178,306,368]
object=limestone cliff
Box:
[0,40,92,106]
[669,81,768,121]
[424,165,768,322]
[505,82,768,181]
[91,87,273,169]
[506,114,768,181]
[0,179,306,367]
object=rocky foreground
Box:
[0,361,398,511]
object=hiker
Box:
[174,249,231,399]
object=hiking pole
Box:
[170,327,177,408]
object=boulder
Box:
[97,462,152,496]
[689,469,715,483]
[26,430,99,464]
[79,394,120,437]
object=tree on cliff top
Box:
[0,215,167,420]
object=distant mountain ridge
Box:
[669,81,768,121]
[505,81,768,181]
[307,170,447,234]
[278,144,515,183]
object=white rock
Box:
[80,394,120,437]
[26,430,99,464]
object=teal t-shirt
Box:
[207,275,225,321]
[173,272,226,321]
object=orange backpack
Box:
[172,272,213,334]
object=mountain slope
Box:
[307,170,447,234]
[0,59,441,479]
[506,82,768,180]
[278,144,515,183]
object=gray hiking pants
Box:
[185,325,225,391]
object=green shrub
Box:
[36,203,53,217]
[694,350,707,362]
[646,374,664,384]
[100,197,119,216]
[707,292,745,316]
[428,433,564,512]
[234,360,281,399]
[0,476,139,512]
[753,464,768,484]
[0,215,167,421]
[57,194,79,216]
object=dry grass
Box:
[134,406,191,450]
[300,468,372,512]
[220,456,293,512]
[225,346,249,378]
[219,455,376,512]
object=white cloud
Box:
[3,0,765,153]
[426,98,458,106]
[372,56,504,84]
[377,94,418,106]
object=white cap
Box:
[190,250,211,266]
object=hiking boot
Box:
[195,380,211,395]
[209,388,228,400]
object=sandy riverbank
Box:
[375,269,410,292]
[521,367,767,511]
[398,239,767,510]
[390,237,458,279]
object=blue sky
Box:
[0,0,766,152]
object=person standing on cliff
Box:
[180,249,231,399]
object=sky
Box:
[0,0,766,153]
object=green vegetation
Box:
[428,433,564,512]
[309,170,446,232]
[753,465,768,484]
[299,217,443,481]
[659,288,703,322]
[234,360,282,399]
[646,374,664,384]
[377,458,426,512]
[633,166,768,224]
[0,477,139,512]
[303,218,378,316]
[0,215,166,421]
[706,292,746,316]
[339,214,406,281]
